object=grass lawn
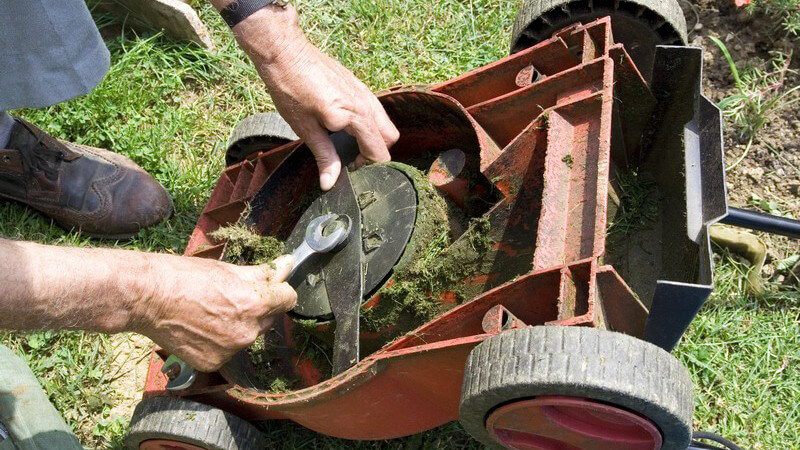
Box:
[1,0,798,449]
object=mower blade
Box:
[322,167,364,375]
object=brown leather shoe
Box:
[0,118,173,239]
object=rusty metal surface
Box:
[141,16,713,439]
[481,305,527,334]
[428,148,470,208]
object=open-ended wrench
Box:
[288,213,352,279]
[163,213,352,391]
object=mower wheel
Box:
[510,0,687,79]
[126,396,266,450]
[459,326,693,450]
[226,111,298,166]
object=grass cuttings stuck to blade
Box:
[362,215,494,335]
[607,171,660,236]
[212,163,497,389]
[209,220,285,265]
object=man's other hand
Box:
[134,255,297,372]
[261,42,399,190]
[231,5,400,191]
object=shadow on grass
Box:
[255,420,482,450]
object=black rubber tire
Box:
[226,112,298,166]
[125,396,267,450]
[459,326,693,450]
[510,0,687,79]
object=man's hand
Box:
[0,239,297,373]
[228,4,399,190]
[260,42,399,190]
[132,255,296,372]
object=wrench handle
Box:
[288,241,314,279]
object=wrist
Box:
[125,252,171,335]
[232,5,309,68]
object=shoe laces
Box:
[16,121,67,181]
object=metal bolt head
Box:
[363,230,384,253]
[358,191,377,210]
[306,272,321,287]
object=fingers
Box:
[346,118,391,167]
[265,45,398,186]
[255,256,298,318]
[303,124,342,190]
[353,96,399,168]
[346,87,397,168]
[257,256,297,316]
[263,254,294,283]
[268,282,297,312]
[257,281,297,320]
[176,350,218,373]
[367,92,400,148]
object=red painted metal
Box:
[140,440,206,450]
[428,148,470,209]
[481,304,526,334]
[141,16,660,442]
[486,396,662,450]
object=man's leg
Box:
[0,2,110,111]
[0,1,173,239]
[0,344,82,450]
[0,113,12,149]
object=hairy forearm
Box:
[207,0,399,190]
[0,238,159,333]
[208,1,310,73]
[0,237,296,371]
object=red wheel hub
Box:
[140,440,206,450]
[486,396,662,450]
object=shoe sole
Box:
[0,193,175,241]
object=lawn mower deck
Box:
[130,9,728,450]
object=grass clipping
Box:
[364,216,492,333]
[206,163,496,386]
[361,162,494,335]
[209,222,284,265]
[607,170,659,236]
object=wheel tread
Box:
[459,326,693,450]
[228,112,298,150]
[225,112,299,166]
[510,0,687,52]
[126,396,266,450]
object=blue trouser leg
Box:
[0,1,109,111]
[0,344,83,450]
[0,112,13,148]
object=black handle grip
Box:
[720,207,800,239]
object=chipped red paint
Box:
[481,305,526,334]
[463,273,500,286]
[438,291,459,304]
[143,17,659,441]
[428,148,470,208]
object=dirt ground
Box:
[685,0,800,267]
[108,333,152,420]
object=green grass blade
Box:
[709,36,743,90]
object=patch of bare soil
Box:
[685,0,800,273]
[108,333,152,420]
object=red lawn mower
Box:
[124,1,787,449]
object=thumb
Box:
[263,254,294,283]
[303,124,341,191]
